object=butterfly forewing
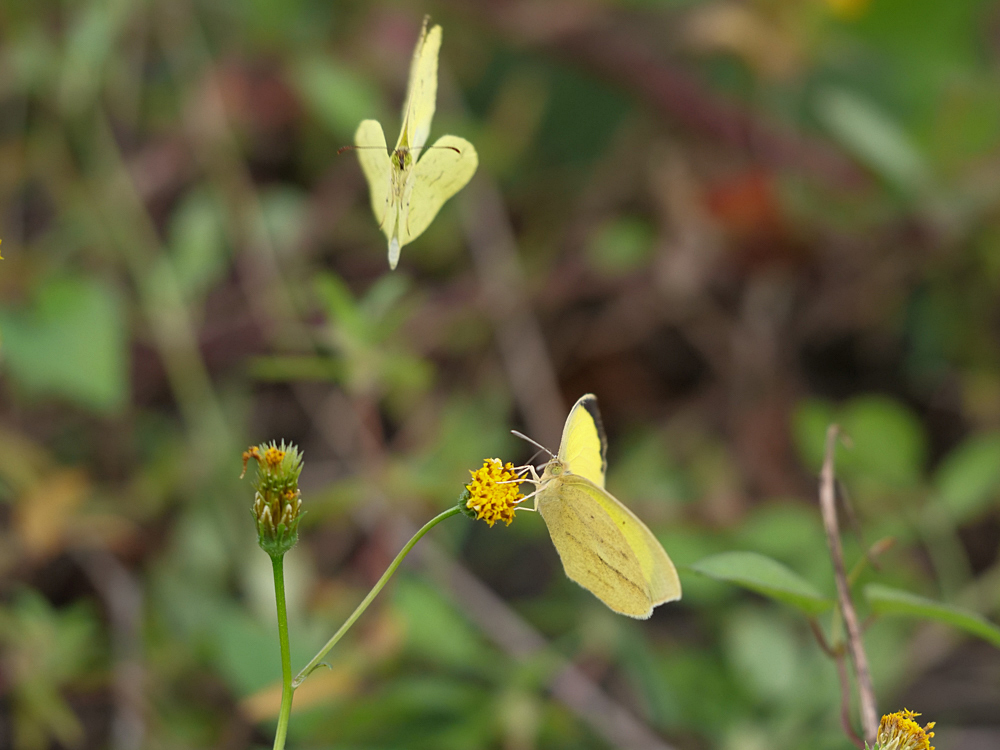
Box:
[398,20,440,153]
[558,394,608,488]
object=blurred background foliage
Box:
[1,0,1000,748]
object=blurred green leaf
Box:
[0,277,128,412]
[292,56,384,140]
[794,396,926,489]
[791,398,836,473]
[168,188,228,300]
[690,551,832,615]
[864,583,1000,648]
[393,577,489,671]
[723,608,799,703]
[932,431,1000,523]
[815,88,931,191]
[586,217,655,275]
[839,396,926,488]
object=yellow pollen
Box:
[876,709,935,750]
[264,446,286,469]
[466,459,525,527]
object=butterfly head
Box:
[540,457,567,482]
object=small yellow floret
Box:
[876,709,935,750]
[466,459,525,527]
[264,446,286,469]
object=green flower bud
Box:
[242,441,304,558]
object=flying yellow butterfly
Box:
[352,18,478,270]
[520,394,681,619]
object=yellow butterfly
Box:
[521,394,681,619]
[352,18,478,269]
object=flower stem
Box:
[293,505,462,687]
[271,554,293,750]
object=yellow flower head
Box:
[264,445,286,469]
[464,459,526,527]
[876,710,935,750]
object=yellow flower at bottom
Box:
[875,710,935,750]
[465,459,525,527]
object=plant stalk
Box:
[293,505,462,687]
[271,554,293,750]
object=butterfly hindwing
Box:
[354,120,394,233]
[537,476,654,618]
[399,135,477,245]
[578,475,681,606]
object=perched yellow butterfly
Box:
[520,394,681,619]
[351,18,478,269]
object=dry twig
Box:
[819,425,878,745]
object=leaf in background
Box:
[793,396,926,489]
[0,277,128,413]
[932,431,1000,523]
[815,87,931,192]
[58,0,133,112]
[839,396,926,488]
[722,607,799,703]
[292,56,384,140]
[168,188,228,301]
[864,583,1000,648]
[690,551,832,615]
[586,216,655,275]
[791,398,836,472]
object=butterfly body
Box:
[534,395,681,619]
[354,19,478,269]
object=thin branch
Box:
[806,617,837,659]
[820,425,878,745]
[834,654,865,750]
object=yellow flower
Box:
[264,445,286,469]
[465,459,526,527]
[875,709,935,750]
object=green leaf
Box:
[864,584,1000,648]
[815,88,931,192]
[292,56,383,140]
[839,396,926,489]
[932,431,1000,523]
[167,188,227,299]
[0,277,128,412]
[689,552,832,615]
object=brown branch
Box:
[807,617,862,748]
[834,654,865,750]
[820,425,878,745]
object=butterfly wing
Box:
[571,474,681,607]
[397,135,477,246]
[354,119,396,237]
[538,475,656,618]
[397,19,441,153]
[557,394,608,488]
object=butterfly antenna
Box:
[511,430,555,458]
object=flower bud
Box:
[242,441,304,558]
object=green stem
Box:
[271,555,294,750]
[293,505,462,688]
